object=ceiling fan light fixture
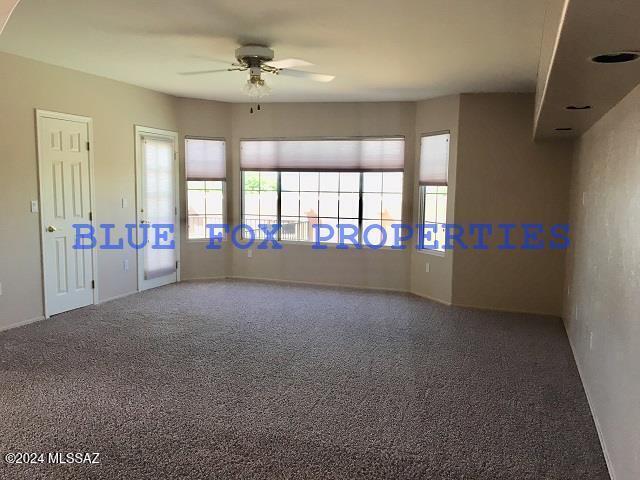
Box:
[243,75,271,98]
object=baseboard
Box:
[0,315,46,333]
[183,276,557,318]
[409,289,452,306]
[453,301,561,318]
[227,275,408,294]
[98,290,138,304]
[563,318,616,480]
[181,276,227,282]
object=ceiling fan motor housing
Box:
[235,45,275,64]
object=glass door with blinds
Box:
[134,126,180,291]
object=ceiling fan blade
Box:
[265,58,313,69]
[278,69,335,83]
[179,69,232,76]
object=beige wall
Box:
[564,84,640,480]
[176,97,231,281]
[1,52,575,331]
[0,51,178,329]
[453,93,573,315]
[227,102,416,291]
[410,95,460,304]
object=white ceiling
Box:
[0,0,548,102]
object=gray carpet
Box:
[0,279,609,479]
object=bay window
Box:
[240,138,405,245]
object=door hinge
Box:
[91,280,95,289]
[176,261,179,269]
[86,141,90,151]
[89,211,93,221]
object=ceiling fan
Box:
[180,45,335,98]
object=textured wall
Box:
[175,97,231,281]
[409,95,460,304]
[453,93,573,315]
[564,84,640,480]
[0,52,178,329]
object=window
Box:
[242,171,403,244]
[419,132,450,251]
[362,172,403,246]
[240,138,405,245]
[185,138,226,239]
[242,171,278,239]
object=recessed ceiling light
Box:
[591,52,640,64]
[555,127,573,132]
[566,105,592,110]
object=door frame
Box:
[35,109,99,318]
[134,125,181,291]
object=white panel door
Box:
[135,127,180,291]
[37,112,95,316]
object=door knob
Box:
[46,226,57,232]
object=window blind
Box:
[419,133,450,186]
[240,138,405,172]
[141,136,177,280]
[185,138,226,180]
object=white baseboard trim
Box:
[227,275,408,294]
[563,319,616,480]
[98,290,138,304]
[181,276,227,282]
[182,277,556,317]
[453,302,560,318]
[409,289,452,306]
[0,315,46,333]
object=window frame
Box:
[240,170,404,247]
[418,184,448,255]
[185,136,227,242]
[417,130,451,255]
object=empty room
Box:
[0,0,638,478]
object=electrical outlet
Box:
[30,200,39,213]
[582,192,586,206]
[589,331,594,351]
[122,197,128,209]
[0,282,3,296]
[123,259,129,272]
[248,249,253,258]
[425,262,430,273]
